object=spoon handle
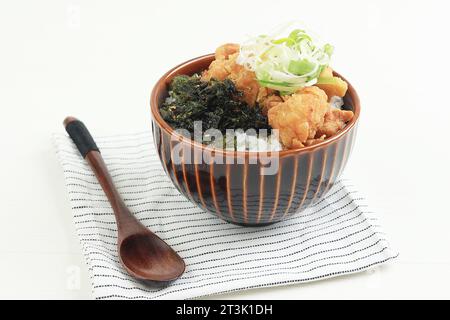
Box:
[63,117,132,229]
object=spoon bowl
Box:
[119,232,185,282]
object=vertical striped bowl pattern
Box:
[151,54,360,226]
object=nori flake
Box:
[160,74,270,137]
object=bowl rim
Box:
[150,53,360,157]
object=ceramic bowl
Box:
[150,54,360,226]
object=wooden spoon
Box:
[63,116,185,282]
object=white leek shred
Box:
[237,24,333,93]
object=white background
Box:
[1,0,449,299]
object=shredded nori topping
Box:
[160,74,270,138]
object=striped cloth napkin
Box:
[53,131,397,300]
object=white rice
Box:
[330,96,344,109]
[235,131,282,152]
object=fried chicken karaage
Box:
[268,87,329,148]
[317,108,354,138]
[202,44,260,106]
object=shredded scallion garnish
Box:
[237,24,333,93]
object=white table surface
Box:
[1,0,449,299]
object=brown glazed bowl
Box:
[150,54,360,226]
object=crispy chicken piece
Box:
[256,87,284,114]
[316,108,354,138]
[215,43,240,60]
[304,135,326,146]
[202,44,261,106]
[268,87,329,149]
[202,44,240,81]
[202,59,230,81]
[228,61,261,106]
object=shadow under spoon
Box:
[63,116,185,282]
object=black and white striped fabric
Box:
[53,131,397,300]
